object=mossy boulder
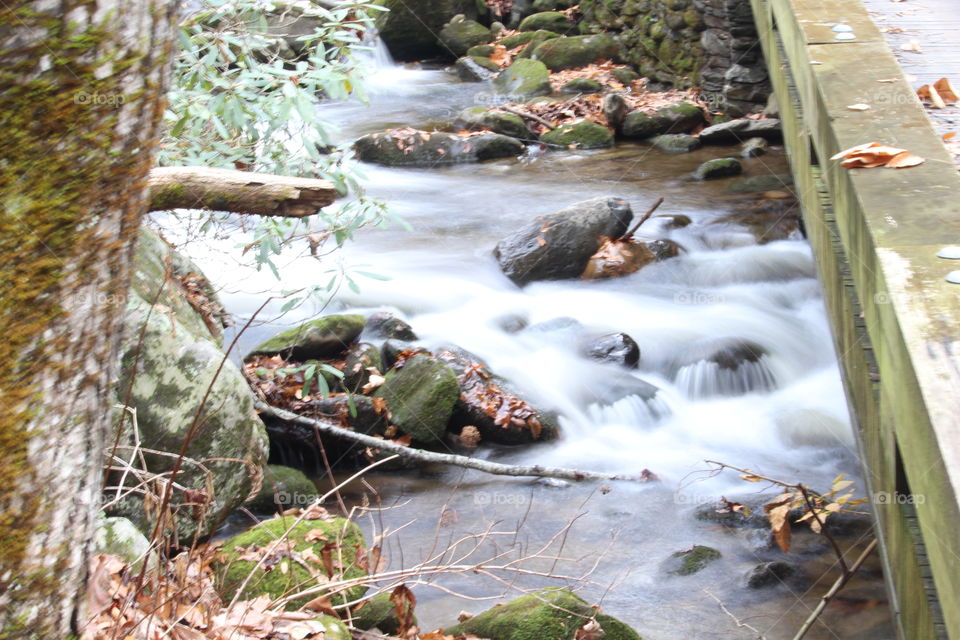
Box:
[457,107,530,139]
[516,30,566,59]
[611,67,640,85]
[466,43,495,57]
[541,120,614,149]
[343,342,384,392]
[561,77,604,93]
[666,545,721,575]
[215,515,368,609]
[518,11,574,33]
[456,55,501,81]
[375,354,460,444]
[248,314,365,360]
[376,0,482,60]
[438,18,493,57]
[532,0,576,10]
[355,130,524,166]
[621,101,704,138]
[493,58,553,98]
[353,592,418,634]
[94,515,151,567]
[530,34,619,71]
[692,157,742,180]
[246,465,317,514]
[109,229,268,542]
[445,588,644,640]
[500,29,560,49]
[363,312,418,341]
[698,118,783,144]
[649,133,701,153]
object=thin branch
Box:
[498,105,556,131]
[620,196,665,241]
[703,589,767,639]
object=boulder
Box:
[456,55,501,81]
[343,342,384,392]
[611,67,640,85]
[692,157,742,180]
[445,588,643,640]
[214,515,367,609]
[246,464,317,514]
[671,338,776,398]
[530,34,619,71]
[740,136,769,157]
[541,119,614,149]
[374,354,460,444]
[438,18,493,57]
[376,0,482,60]
[666,545,721,575]
[456,107,530,139]
[493,58,553,98]
[466,43,495,57]
[248,314,365,360]
[532,0,575,10]
[493,196,633,286]
[500,29,560,49]
[621,101,704,138]
[650,133,701,153]
[355,130,524,166]
[698,118,783,144]
[94,515,151,566]
[582,332,640,368]
[561,77,604,93]
[363,311,418,341]
[746,561,798,589]
[518,11,575,33]
[109,229,268,542]
[602,93,629,130]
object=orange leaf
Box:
[830,141,879,160]
[885,151,925,168]
[934,77,958,103]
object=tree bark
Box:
[0,2,178,636]
[148,166,339,216]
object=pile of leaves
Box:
[455,361,544,440]
[548,61,639,93]
[830,141,925,169]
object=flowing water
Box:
[163,45,894,639]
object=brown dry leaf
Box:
[361,372,385,393]
[305,528,330,543]
[934,77,959,102]
[391,584,418,637]
[943,131,956,141]
[301,503,332,520]
[886,151,926,168]
[459,425,482,448]
[917,84,946,108]
[576,618,605,640]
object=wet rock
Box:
[375,354,460,445]
[602,93,630,130]
[541,119,614,149]
[466,43,495,57]
[740,136,769,157]
[646,238,681,261]
[561,77,604,93]
[493,58,553,98]
[342,342,383,392]
[671,338,776,397]
[621,101,704,138]
[578,368,660,407]
[496,313,529,333]
[376,0,481,60]
[364,311,418,341]
[456,107,529,139]
[380,339,418,369]
[354,130,524,166]
[654,213,692,228]
[530,34,620,71]
[650,133,702,153]
[746,561,798,588]
[717,197,802,243]
[666,545,721,575]
[249,314,365,360]
[518,11,575,33]
[698,118,783,144]
[692,157,742,180]
[246,465,316,514]
[455,55,500,81]
[493,196,633,286]
[438,17,493,57]
[500,29,559,49]
[725,173,793,194]
[445,588,644,640]
[582,332,640,368]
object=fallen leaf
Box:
[885,151,925,168]
[917,84,946,108]
[846,103,871,111]
[934,77,958,102]
[943,131,956,141]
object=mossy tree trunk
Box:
[0,2,178,636]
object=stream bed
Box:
[161,56,895,639]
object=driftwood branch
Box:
[621,196,665,241]
[498,105,556,131]
[148,166,339,217]
[254,401,653,483]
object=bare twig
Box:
[498,105,556,131]
[704,589,766,639]
[620,196,665,241]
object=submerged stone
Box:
[692,157,742,180]
[667,545,721,575]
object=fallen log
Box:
[254,400,655,484]
[148,166,338,217]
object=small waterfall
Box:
[356,32,395,71]
[674,356,778,398]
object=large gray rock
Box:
[375,354,460,444]
[248,314,365,360]
[494,196,633,286]
[455,55,501,81]
[621,101,704,139]
[493,58,553,98]
[109,229,268,542]
[355,130,524,166]
[692,157,742,180]
[698,118,783,144]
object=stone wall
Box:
[579,0,771,116]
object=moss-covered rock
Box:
[445,588,644,640]
[692,157,742,180]
[667,545,721,575]
[541,120,614,149]
[353,592,418,634]
[621,101,704,138]
[363,312,418,341]
[532,0,576,11]
[500,29,559,49]
[531,34,619,71]
[375,354,460,444]
[93,515,151,566]
[246,465,317,514]
[611,67,640,85]
[438,18,493,57]
[518,11,575,33]
[561,77,604,93]
[466,43,496,57]
[457,107,530,139]
[493,58,553,98]
[109,229,268,543]
[343,342,384,392]
[215,515,368,609]
[355,130,524,165]
[456,55,501,81]
[248,314,365,360]
[376,0,482,60]
[649,133,701,153]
